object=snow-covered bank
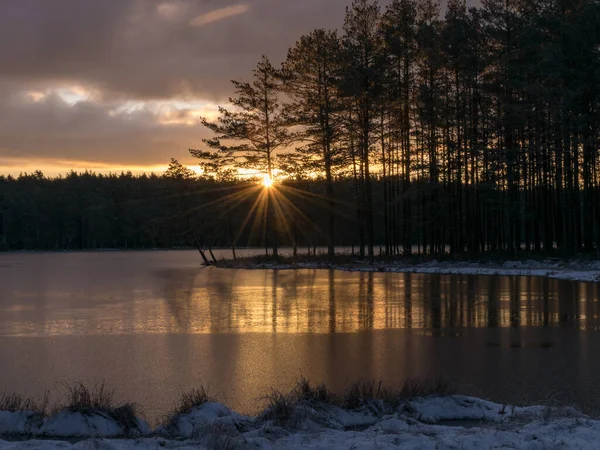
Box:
[219,258,600,282]
[0,395,597,449]
[0,409,150,438]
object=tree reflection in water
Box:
[154,269,600,335]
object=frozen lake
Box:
[1,250,600,422]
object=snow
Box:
[228,259,600,282]
[157,402,252,439]
[2,396,600,449]
[41,411,125,437]
[405,395,582,423]
[0,409,150,438]
[0,411,41,435]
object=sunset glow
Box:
[262,174,273,188]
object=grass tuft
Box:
[293,376,331,404]
[257,377,455,424]
[259,391,296,425]
[177,387,212,414]
[161,386,214,434]
[62,383,114,414]
[258,377,334,426]
[57,383,141,435]
[0,394,36,413]
[0,392,49,416]
[398,377,454,401]
[342,377,454,409]
[343,380,393,410]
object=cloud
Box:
[190,4,250,27]
[156,1,190,20]
[0,0,356,101]
[0,81,215,169]
[0,0,393,174]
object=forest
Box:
[0,168,367,252]
[1,0,600,260]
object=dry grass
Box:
[259,391,296,425]
[177,387,212,414]
[398,377,454,401]
[257,376,454,426]
[293,377,331,404]
[342,380,394,410]
[258,377,332,425]
[61,383,114,414]
[57,383,141,434]
[0,392,49,416]
[341,377,454,410]
[0,394,36,413]
[161,386,213,433]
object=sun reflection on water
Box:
[3,269,597,337]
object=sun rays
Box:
[236,179,333,251]
[133,173,352,254]
[193,177,330,252]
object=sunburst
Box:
[262,174,274,188]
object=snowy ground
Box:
[222,259,600,283]
[1,395,599,449]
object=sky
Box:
[0,0,370,177]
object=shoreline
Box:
[214,257,600,283]
[3,249,600,283]
[0,381,597,449]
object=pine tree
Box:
[164,158,196,180]
[341,0,384,263]
[281,29,344,258]
[381,0,419,256]
[190,56,290,256]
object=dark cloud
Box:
[0,0,389,173]
[0,0,357,100]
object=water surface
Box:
[1,250,599,421]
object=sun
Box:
[262,174,273,188]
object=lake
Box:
[1,250,600,423]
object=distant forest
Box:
[0,169,371,252]
[2,0,600,259]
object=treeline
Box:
[193,0,600,260]
[0,168,371,251]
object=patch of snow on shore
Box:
[1,396,598,449]
[0,411,42,435]
[157,402,251,439]
[41,411,123,437]
[405,395,582,423]
[0,410,150,438]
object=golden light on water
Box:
[7,269,596,337]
